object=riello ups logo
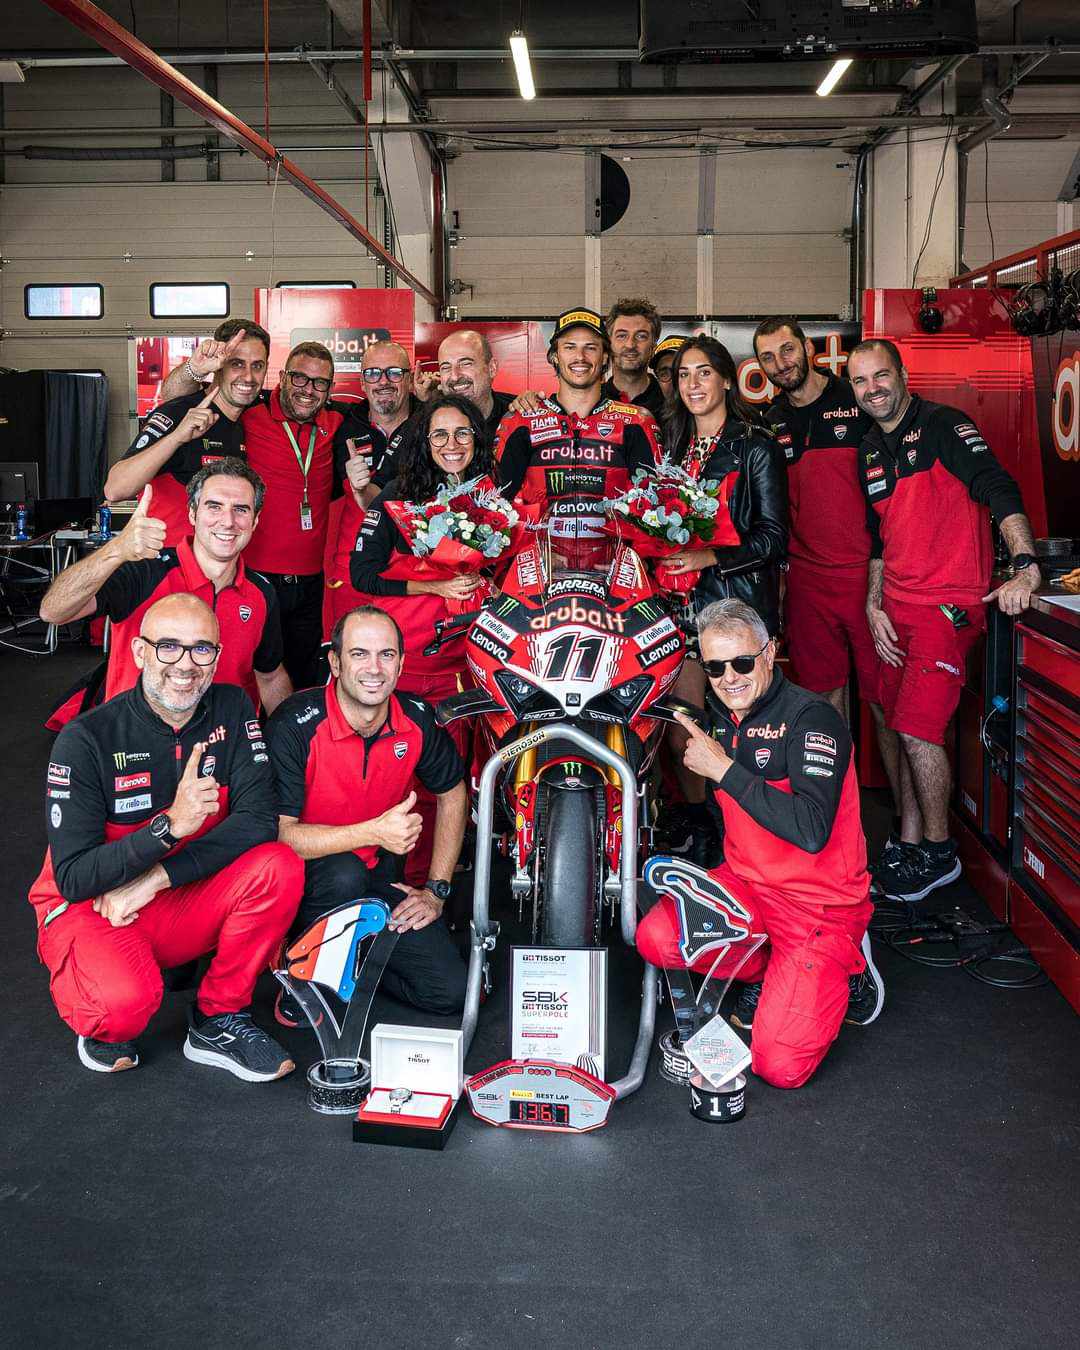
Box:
[1052,349,1080,462]
[289,327,391,373]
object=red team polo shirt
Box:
[94,536,283,709]
[267,683,464,868]
[242,389,355,577]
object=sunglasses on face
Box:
[141,638,221,666]
[700,641,770,678]
[428,427,476,448]
[285,370,332,393]
[361,366,409,383]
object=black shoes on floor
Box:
[183,1009,295,1082]
[77,1035,139,1073]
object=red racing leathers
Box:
[494,395,662,566]
[637,671,871,1088]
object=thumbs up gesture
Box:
[165,741,220,839]
[370,790,423,855]
[673,710,732,783]
[344,437,373,501]
[175,385,219,444]
[117,484,167,562]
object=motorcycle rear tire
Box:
[541,786,599,948]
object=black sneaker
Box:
[657,805,695,857]
[870,836,919,895]
[274,985,322,1030]
[183,1009,295,1082]
[882,843,962,902]
[77,1035,139,1073]
[729,980,763,1030]
[845,933,885,1026]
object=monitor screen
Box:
[0,463,41,506]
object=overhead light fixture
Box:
[816,58,853,98]
[509,31,536,101]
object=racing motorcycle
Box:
[431,529,686,951]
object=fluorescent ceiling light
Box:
[509,31,536,101]
[816,58,853,98]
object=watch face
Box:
[149,813,171,839]
[427,880,451,901]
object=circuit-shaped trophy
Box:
[274,899,401,1114]
[643,856,766,1093]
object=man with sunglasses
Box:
[29,592,303,1080]
[324,341,421,635]
[637,598,884,1090]
[41,460,292,719]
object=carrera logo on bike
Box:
[529,601,626,633]
[745,722,787,739]
[546,577,606,601]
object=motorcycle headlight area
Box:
[493,669,563,719]
[582,674,653,724]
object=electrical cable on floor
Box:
[869,908,1049,986]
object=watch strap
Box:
[1011,553,1039,571]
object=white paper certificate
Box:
[510,947,607,1081]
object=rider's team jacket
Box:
[494,395,663,540]
[706,671,869,908]
[266,683,464,868]
[764,374,872,574]
[29,681,277,915]
[856,395,1025,610]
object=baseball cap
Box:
[549,307,608,349]
[653,335,688,358]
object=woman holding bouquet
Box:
[350,394,499,886]
[661,336,789,858]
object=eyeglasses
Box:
[361,366,409,383]
[428,427,476,448]
[700,641,769,678]
[285,370,332,393]
[140,638,221,666]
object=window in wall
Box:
[149,283,230,318]
[275,281,356,289]
[24,284,104,320]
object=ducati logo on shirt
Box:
[201,756,216,776]
[907,447,918,465]
[833,424,848,440]
[238,605,252,622]
[394,741,408,759]
[596,421,615,437]
[755,748,772,768]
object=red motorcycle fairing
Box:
[461,537,684,874]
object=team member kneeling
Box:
[29,593,303,1079]
[637,599,884,1090]
[267,605,469,1020]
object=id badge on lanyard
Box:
[283,421,318,531]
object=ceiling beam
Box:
[36,0,436,304]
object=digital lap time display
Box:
[508,1099,570,1126]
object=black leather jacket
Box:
[676,418,789,636]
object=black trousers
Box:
[262,570,325,690]
[295,851,467,1017]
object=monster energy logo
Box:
[493,595,518,619]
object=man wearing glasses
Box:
[323,340,421,634]
[238,341,373,688]
[637,598,884,1090]
[41,460,292,718]
[28,592,303,1080]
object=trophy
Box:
[273,899,401,1114]
[642,856,766,1110]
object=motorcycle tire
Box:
[540,785,600,948]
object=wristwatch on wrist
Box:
[148,812,178,849]
[424,878,452,902]
[1011,552,1039,573]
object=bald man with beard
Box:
[29,593,303,1081]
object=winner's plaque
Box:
[510,947,607,1081]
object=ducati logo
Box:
[238,605,252,622]
[755,748,771,767]
[833,425,847,440]
[596,421,614,436]
[393,741,408,759]
[907,447,918,465]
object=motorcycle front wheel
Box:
[540,784,602,948]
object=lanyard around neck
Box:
[281,420,318,497]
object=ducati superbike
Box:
[429,529,687,1099]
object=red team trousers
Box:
[34,843,303,1042]
[637,862,871,1089]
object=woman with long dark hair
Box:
[661,336,789,858]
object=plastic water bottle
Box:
[14,503,29,541]
[96,505,112,540]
